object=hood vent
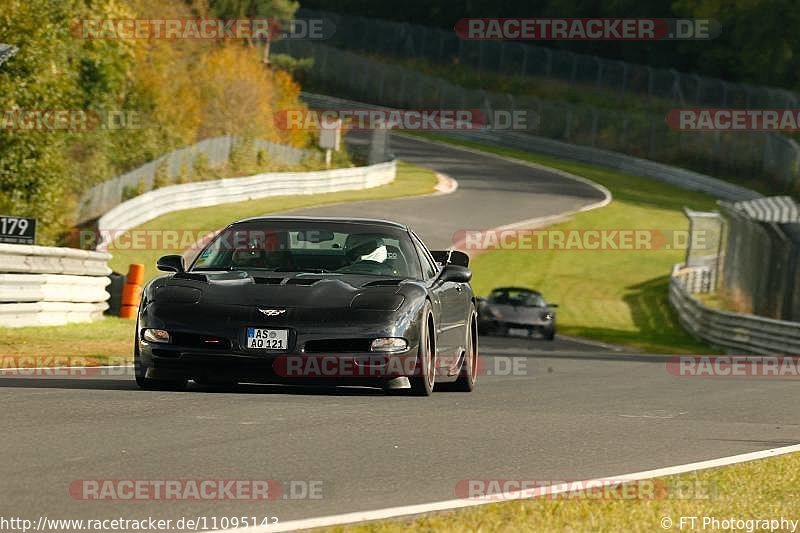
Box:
[174,272,208,283]
[285,277,322,286]
[363,279,402,287]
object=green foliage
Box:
[304,0,800,91]
[152,159,171,189]
[208,0,298,21]
[269,53,314,77]
[0,0,309,244]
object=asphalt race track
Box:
[1,135,798,527]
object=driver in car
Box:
[342,235,392,274]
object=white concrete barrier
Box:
[97,161,397,250]
[0,302,108,327]
[0,244,111,276]
[0,274,110,303]
[0,244,111,328]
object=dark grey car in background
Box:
[477,287,558,340]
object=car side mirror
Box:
[548,303,559,308]
[440,264,472,283]
[157,254,185,273]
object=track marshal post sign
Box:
[0,215,36,244]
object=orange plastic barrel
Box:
[126,263,145,286]
[121,283,142,306]
[119,305,137,319]
[119,263,144,319]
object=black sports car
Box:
[135,217,478,395]
[477,287,558,340]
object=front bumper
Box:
[138,332,421,385]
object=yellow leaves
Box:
[195,44,276,140]
[122,0,309,147]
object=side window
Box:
[412,233,438,280]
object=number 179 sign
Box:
[0,215,36,245]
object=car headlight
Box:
[142,329,170,343]
[543,312,554,321]
[487,308,503,320]
[370,337,408,352]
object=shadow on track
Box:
[0,376,391,396]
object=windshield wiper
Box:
[273,267,332,273]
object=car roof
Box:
[230,216,408,230]
[491,287,542,295]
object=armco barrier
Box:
[669,265,800,355]
[0,244,111,327]
[302,92,800,348]
[299,92,761,202]
[97,160,396,250]
[77,136,318,224]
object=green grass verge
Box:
[0,162,437,365]
[328,452,800,532]
[406,132,719,353]
[0,317,134,364]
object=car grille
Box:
[253,277,283,285]
[304,338,372,353]
[171,332,232,350]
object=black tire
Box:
[449,305,478,392]
[407,303,436,396]
[543,325,556,341]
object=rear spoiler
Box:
[431,250,469,267]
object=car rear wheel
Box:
[407,304,435,396]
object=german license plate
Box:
[246,328,288,350]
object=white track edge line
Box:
[214,443,800,533]
[394,132,613,209]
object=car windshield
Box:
[488,289,546,307]
[190,220,422,279]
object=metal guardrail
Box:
[0,244,111,327]
[302,91,761,202]
[277,37,800,192]
[300,8,800,111]
[77,136,320,224]
[306,91,800,349]
[669,265,800,355]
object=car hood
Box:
[147,270,409,309]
